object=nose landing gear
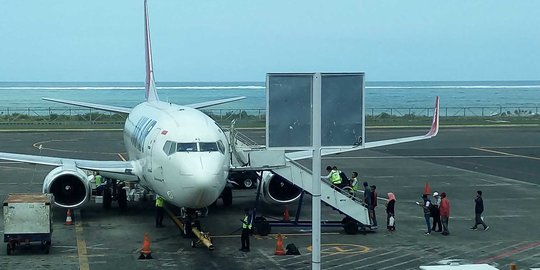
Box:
[167,207,214,250]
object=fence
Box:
[0,106,539,123]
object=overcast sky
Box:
[1,0,539,82]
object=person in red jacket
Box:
[439,192,450,236]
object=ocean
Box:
[1,81,539,112]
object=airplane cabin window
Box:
[177,142,197,152]
[199,142,219,152]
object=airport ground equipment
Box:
[3,193,53,255]
[164,206,215,250]
[227,128,371,235]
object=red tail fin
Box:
[144,0,159,102]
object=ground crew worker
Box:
[95,172,102,186]
[94,172,103,195]
[240,208,252,252]
[350,172,359,197]
[155,195,165,228]
[322,165,342,188]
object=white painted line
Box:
[472,147,540,161]
[257,248,286,270]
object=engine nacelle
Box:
[42,166,91,208]
[260,171,302,204]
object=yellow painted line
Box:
[471,147,540,161]
[117,153,127,161]
[74,210,90,270]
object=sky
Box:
[1,0,539,82]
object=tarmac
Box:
[0,126,539,269]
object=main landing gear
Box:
[101,178,128,210]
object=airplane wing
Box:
[0,152,136,175]
[285,96,440,161]
[42,97,132,114]
[184,96,246,109]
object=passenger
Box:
[370,185,378,227]
[417,194,432,235]
[386,192,396,231]
[440,192,450,235]
[362,181,374,226]
[155,195,165,228]
[240,208,253,252]
[431,191,442,232]
[470,190,489,231]
[335,166,350,189]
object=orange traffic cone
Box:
[65,209,73,225]
[424,182,431,195]
[274,234,285,255]
[283,206,290,222]
[138,233,152,259]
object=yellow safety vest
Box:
[95,175,102,186]
[155,196,164,208]
[242,215,252,230]
[351,178,359,191]
[330,170,342,185]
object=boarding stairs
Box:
[226,123,371,228]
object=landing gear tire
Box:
[222,186,232,206]
[183,222,192,238]
[103,188,112,209]
[194,220,202,231]
[117,189,127,210]
[191,240,196,248]
[254,217,271,236]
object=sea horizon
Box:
[1,81,539,111]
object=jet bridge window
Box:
[177,142,197,152]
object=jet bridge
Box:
[226,127,372,234]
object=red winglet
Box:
[426,96,439,137]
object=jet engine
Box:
[42,166,91,208]
[260,171,302,204]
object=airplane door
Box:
[146,127,161,174]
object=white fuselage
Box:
[123,101,230,208]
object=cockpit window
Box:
[162,140,177,156]
[163,141,172,155]
[165,141,224,154]
[177,143,197,152]
[199,142,219,152]
[217,140,226,154]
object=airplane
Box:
[0,0,439,232]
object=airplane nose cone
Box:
[171,155,227,208]
[181,174,221,207]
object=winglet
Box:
[426,96,439,137]
[144,0,159,102]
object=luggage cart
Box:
[3,194,53,255]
